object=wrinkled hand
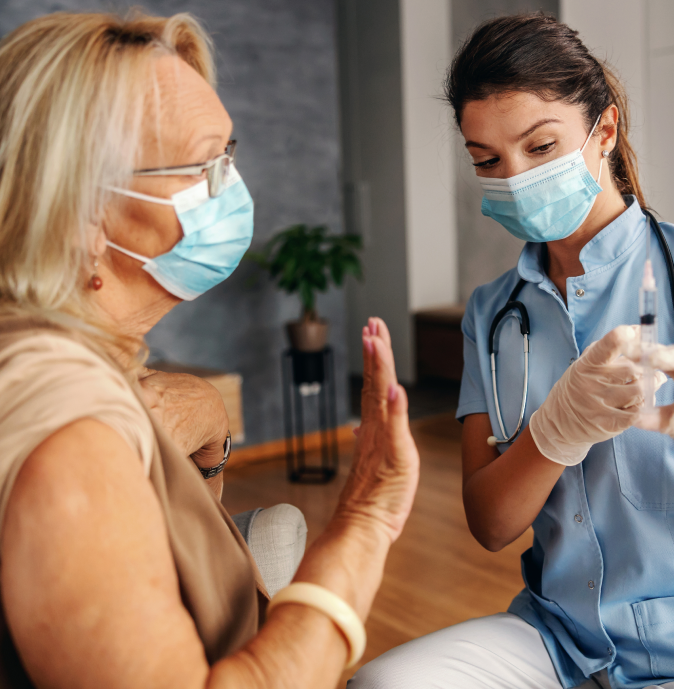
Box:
[336,318,420,543]
[530,326,650,466]
[138,369,229,469]
[622,334,674,437]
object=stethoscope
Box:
[487,209,674,447]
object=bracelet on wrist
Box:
[198,430,231,479]
[267,582,366,668]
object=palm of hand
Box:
[339,320,420,543]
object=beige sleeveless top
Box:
[0,315,267,687]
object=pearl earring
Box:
[89,258,103,291]
[602,150,610,158]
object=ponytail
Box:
[601,63,646,208]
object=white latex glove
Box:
[623,338,674,437]
[529,326,650,466]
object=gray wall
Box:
[451,0,559,302]
[0,0,348,445]
[337,0,413,381]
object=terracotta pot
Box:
[286,320,329,352]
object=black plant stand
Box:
[282,347,338,483]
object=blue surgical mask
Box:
[479,114,604,243]
[106,165,254,300]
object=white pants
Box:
[347,613,674,688]
[347,613,569,689]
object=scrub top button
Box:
[608,648,614,656]
[588,580,595,589]
[575,514,583,523]
[575,288,585,297]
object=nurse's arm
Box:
[461,413,565,552]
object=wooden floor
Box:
[221,413,533,687]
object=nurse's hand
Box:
[529,326,646,466]
[625,340,674,437]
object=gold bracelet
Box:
[267,582,366,668]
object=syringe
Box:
[640,258,658,413]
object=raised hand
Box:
[336,318,420,543]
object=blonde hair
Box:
[0,10,215,353]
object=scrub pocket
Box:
[614,428,674,510]
[633,596,674,679]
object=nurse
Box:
[349,12,674,689]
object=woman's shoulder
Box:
[460,266,523,342]
[464,266,523,322]
[658,219,674,239]
[0,328,130,393]
[1,328,110,362]
[0,311,107,363]
[0,311,135,387]
[0,321,155,479]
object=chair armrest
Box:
[232,504,308,597]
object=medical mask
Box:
[479,114,604,243]
[106,165,254,300]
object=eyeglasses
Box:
[133,140,237,198]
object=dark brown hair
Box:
[445,13,646,207]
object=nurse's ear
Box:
[596,104,619,154]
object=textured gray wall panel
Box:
[0,0,348,445]
[337,0,413,382]
[451,0,559,302]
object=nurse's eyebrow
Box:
[464,117,563,149]
[516,118,562,141]
[464,140,491,150]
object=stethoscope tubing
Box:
[644,209,674,310]
[489,336,529,445]
[487,209,673,447]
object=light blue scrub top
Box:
[457,197,674,689]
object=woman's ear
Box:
[599,104,619,152]
[94,224,107,256]
[85,221,108,260]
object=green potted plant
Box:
[247,224,363,352]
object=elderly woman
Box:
[0,11,419,689]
